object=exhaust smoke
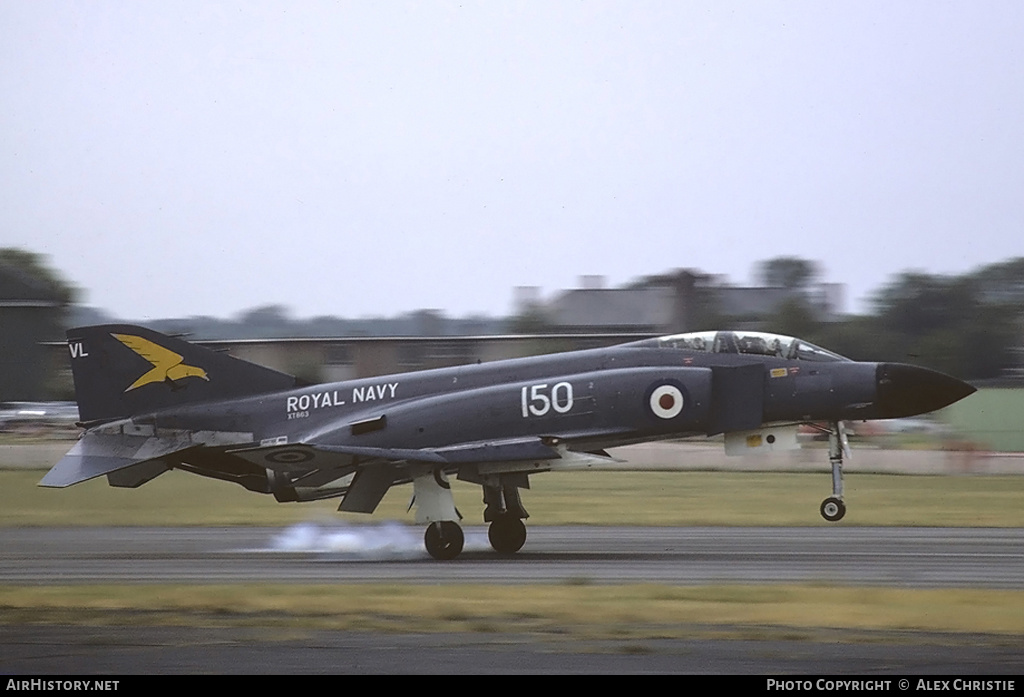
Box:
[268,522,489,560]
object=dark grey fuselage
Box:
[43,325,975,542]
[149,340,880,455]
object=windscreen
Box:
[655,331,849,362]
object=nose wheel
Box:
[819,420,848,522]
[820,496,846,522]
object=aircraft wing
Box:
[227,424,636,470]
[41,425,632,513]
[225,431,629,513]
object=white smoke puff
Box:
[272,522,324,551]
[270,521,425,559]
[461,529,491,552]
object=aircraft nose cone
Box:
[875,363,976,419]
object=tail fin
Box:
[66,324,301,424]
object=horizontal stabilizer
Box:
[40,433,189,488]
[40,452,139,488]
[107,460,170,488]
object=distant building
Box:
[0,263,68,400]
[541,269,844,335]
[548,286,676,333]
[713,282,844,325]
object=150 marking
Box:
[521,382,574,417]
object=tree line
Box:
[3,248,1023,382]
[759,257,1024,381]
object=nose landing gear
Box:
[820,496,846,522]
[819,420,848,522]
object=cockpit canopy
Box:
[648,330,850,362]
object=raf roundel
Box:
[266,448,315,465]
[648,383,684,419]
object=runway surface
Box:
[3,525,1023,587]
[4,623,1022,675]
[4,525,1024,674]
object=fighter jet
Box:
[42,325,975,559]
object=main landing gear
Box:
[412,469,464,560]
[421,514,528,559]
[413,468,531,560]
[412,467,531,560]
[483,476,529,555]
[488,514,527,555]
[819,420,848,522]
[424,521,464,561]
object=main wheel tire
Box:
[820,496,846,522]
[424,521,464,560]
[488,515,527,555]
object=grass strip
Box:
[5,469,1024,527]
[1,584,1023,640]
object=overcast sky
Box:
[3,1,1023,321]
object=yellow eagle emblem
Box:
[113,333,210,392]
